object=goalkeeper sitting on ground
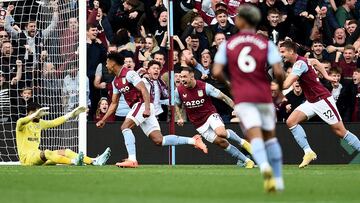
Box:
[16,102,111,166]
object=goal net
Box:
[0,0,82,163]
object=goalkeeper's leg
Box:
[41,150,84,165]
[58,149,93,165]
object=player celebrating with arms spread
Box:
[175,67,255,168]
[16,102,110,166]
[213,4,285,192]
[96,53,207,168]
[280,41,360,168]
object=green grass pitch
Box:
[0,165,359,203]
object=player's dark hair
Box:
[181,66,194,74]
[280,40,298,52]
[107,52,125,66]
[148,60,162,69]
[27,102,41,113]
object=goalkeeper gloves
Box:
[65,106,87,119]
[29,107,50,119]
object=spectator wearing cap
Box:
[210,9,237,38]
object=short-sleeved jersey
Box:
[175,80,219,128]
[112,67,143,108]
[291,56,331,103]
[16,116,67,164]
[214,31,282,104]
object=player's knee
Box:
[152,136,163,146]
[286,117,296,128]
[214,137,229,148]
[215,129,227,138]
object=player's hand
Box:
[70,106,87,118]
[96,120,106,128]
[177,118,184,126]
[325,75,338,83]
[33,107,50,119]
[143,108,150,118]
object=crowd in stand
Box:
[1,0,360,124]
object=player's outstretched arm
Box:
[96,93,120,128]
[217,92,235,109]
[16,107,50,131]
[309,58,337,83]
[40,106,87,130]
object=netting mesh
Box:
[0,0,80,162]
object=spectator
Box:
[5,3,59,65]
[181,15,212,50]
[0,30,9,49]
[143,60,169,121]
[271,80,287,122]
[210,9,237,38]
[60,17,79,61]
[0,41,22,88]
[209,32,226,59]
[352,68,360,121]
[0,70,11,122]
[335,0,356,27]
[94,97,115,122]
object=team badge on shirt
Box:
[198,90,203,97]
[183,93,187,98]
[122,78,126,84]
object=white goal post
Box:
[0,0,86,164]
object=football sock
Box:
[344,131,360,151]
[251,137,271,172]
[289,124,312,153]
[64,149,92,164]
[162,135,195,146]
[224,144,248,162]
[226,129,243,145]
[44,150,72,164]
[265,138,283,179]
[122,128,137,161]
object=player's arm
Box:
[283,74,299,89]
[309,58,336,83]
[16,107,50,131]
[206,83,234,108]
[213,41,230,86]
[96,81,120,128]
[128,71,151,117]
[40,106,87,129]
[174,89,185,126]
[267,41,285,89]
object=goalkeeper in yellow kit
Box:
[16,102,111,166]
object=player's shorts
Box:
[196,113,225,143]
[126,102,160,136]
[295,96,341,125]
[234,103,276,132]
[21,150,44,166]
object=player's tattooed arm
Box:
[309,58,336,83]
[176,105,185,126]
[218,92,234,109]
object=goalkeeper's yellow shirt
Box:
[16,116,67,164]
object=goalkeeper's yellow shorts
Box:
[22,150,45,166]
